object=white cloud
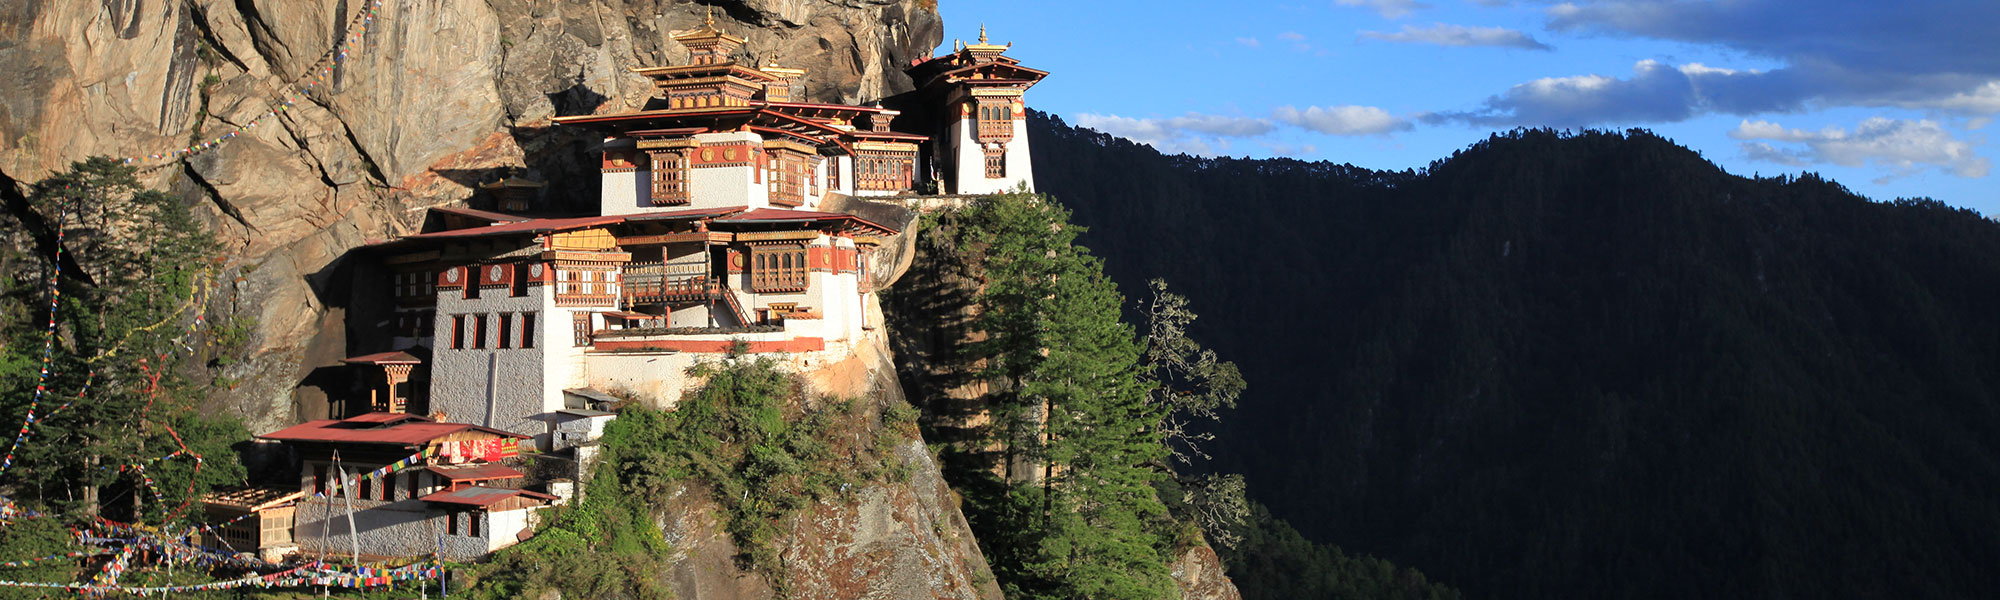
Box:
[1427,59,1814,127]
[1273,105,1413,136]
[1730,117,1991,178]
[1278,31,1307,42]
[1536,0,2000,118]
[1902,80,2000,115]
[1073,112,1276,156]
[1335,0,1430,19]
[1236,37,1262,48]
[1361,23,1551,50]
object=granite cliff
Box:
[0,0,941,432]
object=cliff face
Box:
[0,0,941,432]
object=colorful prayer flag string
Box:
[0,200,69,479]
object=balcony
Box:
[623,261,718,304]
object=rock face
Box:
[1172,544,1245,600]
[0,0,941,433]
[657,441,1002,600]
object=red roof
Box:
[622,206,746,222]
[425,464,525,482]
[715,208,898,235]
[399,215,625,241]
[342,351,421,365]
[259,414,526,446]
[430,206,529,223]
[420,486,557,507]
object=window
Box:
[511,265,529,297]
[649,150,690,205]
[359,477,372,501]
[985,150,1007,179]
[383,472,397,500]
[751,246,809,292]
[828,159,841,190]
[522,312,537,348]
[451,315,467,349]
[573,312,592,347]
[473,314,488,349]
[445,511,458,535]
[464,268,481,300]
[497,314,514,349]
[313,464,326,493]
[468,512,482,537]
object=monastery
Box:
[206,15,1044,562]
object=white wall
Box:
[943,112,1034,195]
[583,351,701,409]
[432,277,548,440]
[599,138,651,216]
[689,131,769,211]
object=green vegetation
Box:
[893,194,1184,599]
[0,158,249,519]
[0,158,251,590]
[1221,503,1458,600]
[1032,110,2000,598]
[464,356,911,597]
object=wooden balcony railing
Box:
[624,261,719,304]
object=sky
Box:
[936,0,1997,213]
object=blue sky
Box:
[937,0,1997,213]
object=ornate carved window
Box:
[649,150,690,206]
[750,245,809,292]
[768,150,809,206]
[976,100,1014,143]
[984,148,1007,179]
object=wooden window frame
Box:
[750,245,810,292]
[451,315,466,349]
[649,149,691,206]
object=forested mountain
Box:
[1029,111,2000,598]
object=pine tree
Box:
[954,192,1179,599]
[0,158,246,522]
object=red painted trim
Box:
[593,337,825,353]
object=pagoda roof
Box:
[260,413,525,447]
[630,63,778,82]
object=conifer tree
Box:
[0,158,246,522]
[955,192,1179,599]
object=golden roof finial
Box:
[704,5,716,28]
[979,23,988,44]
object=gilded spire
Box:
[704,5,716,29]
[979,23,988,44]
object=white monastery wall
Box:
[432,270,555,446]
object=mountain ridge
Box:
[1030,111,2000,598]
